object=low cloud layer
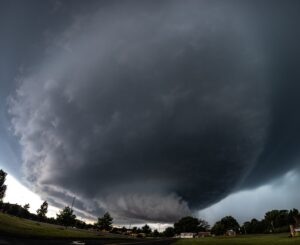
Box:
[199,169,300,225]
[8,1,300,222]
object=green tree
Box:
[0,169,7,201]
[142,224,152,234]
[265,210,277,232]
[174,216,209,233]
[56,206,76,227]
[288,209,300,225]
[198,218,210,231]
[22,203,30,218]
[23,203,30,211]
[75,219,87,229]
[211,216,239,235]
[153,229,160,237]
[242,219,266,234]
[163,227,175,237]
[37,201,48,220]
[96,212,113,231]
[211,221,225,235]
[277,210,289,228]
[242,221,250,234]
[264,210,290,231]
[220,216,240,232]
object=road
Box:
[0,237,177,245]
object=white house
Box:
[180,233,195,238]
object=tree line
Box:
[161,211,300,236]
[1,169,300,236]
[0,169,99,229]
[0,169,166,235]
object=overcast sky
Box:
[1,0,300,226]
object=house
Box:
[290,226,300,237]
[180,232,195,238]
[290,215,300,237]
[226,229,236,236]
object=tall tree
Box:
[174,216,209,233]
[37,201,48,220]
[23,203,30,217]
[56,206,76,227]
[242,219,266,234]
[265,210,279,231]
[211,216,240,235]
[23,203,30,211]
[211,221,226,235]
[163,227,175,237]
[142,224,152,235]
[288,209,300,225]
[96,212,113,231]
[153,229,160,237]
[0,169,7,201]
[220,216,240,232]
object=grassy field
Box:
[173,234,300,245]
[0,212,112,239]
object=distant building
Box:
[226,229,236,236]
[180,232,195,238]
[290,215,300,237]
[290,226,300,237]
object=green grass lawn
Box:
[173,234,300,245]
[0,212,111,239]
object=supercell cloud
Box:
[8,1,300,222]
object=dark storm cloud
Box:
[240,1,300,188]
[7,1,300,222]
[0,0,99,177]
